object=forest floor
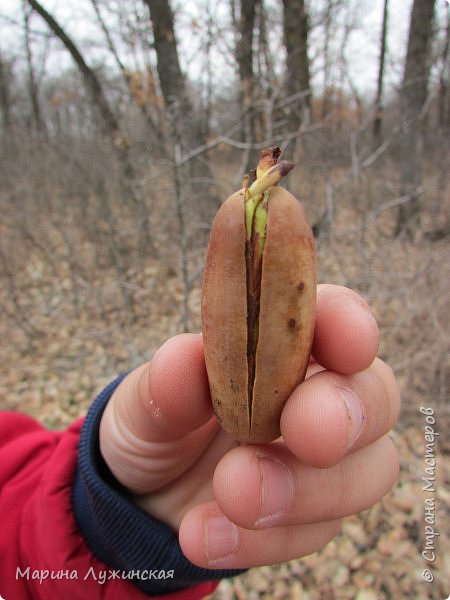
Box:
[1,163,449,599]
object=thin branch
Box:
[140,121,324,187]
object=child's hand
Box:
[99,284,400,569]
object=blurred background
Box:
[0,0,449,598]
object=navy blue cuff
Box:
[72,375,245,596]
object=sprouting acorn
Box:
[201,147,316,443]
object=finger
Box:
[281,357,401,467]
[100,334,218,492]
[107,333,214,442]
[313,284,379,374]
[179,502,341,569]
[212,435,398,531]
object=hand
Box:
[99,284,400,569]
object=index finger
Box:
[312,284,379,375]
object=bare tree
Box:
[89,0,166,150]
[144,0,192,140]
[373,0,388,141]
[321,0,334,119]
[235,0,260,171]
[254,2,279,144]
[0,50,12,130]
[199,4,215,140]
[26,0,155,254]
[143,0,219,212]
[438,9,450,129]
[282,0,312,141]
[396,0,436,236]
[26,0,120,141]
[22,0,46,135]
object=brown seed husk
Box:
[201,186,316,443]
[249,186,316,442]
[201,191,250,440]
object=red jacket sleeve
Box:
[0,411,217,600]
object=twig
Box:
[140,123,324,187]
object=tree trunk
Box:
[321,0,333,120]
[144,0,220,215]
[0,51,12,131]
[232,0,261,173]
[26,0,120,140]
[396,0,435,236]
[236,0,259,135]
[23,1,46,135]
[282,0,311,140]
[373,0,388,142]
[27,0,155,254]
[145,0,196,142]
[438,10,449,129]
[89,0,166,151]
[254,2,275,142]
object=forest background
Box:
[0,0,449,598]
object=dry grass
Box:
[0,141,449,598]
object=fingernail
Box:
[205,514,239,564]
[337,386,365,449]
[255,455,294,526]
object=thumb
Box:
[99,334,218,493]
